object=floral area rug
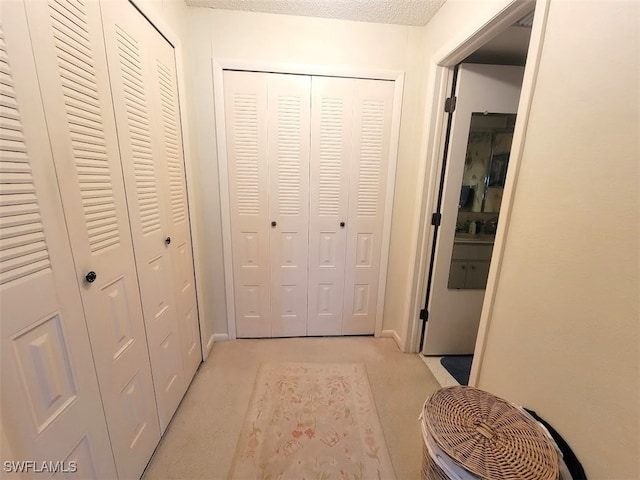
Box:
[229,363,396,480]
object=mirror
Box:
[448,112,516,290]
[458,113,516,214]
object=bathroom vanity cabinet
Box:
[448,241,494,289]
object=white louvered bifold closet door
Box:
[224,70,271,338]
[149,23,202,380]
[342,79,394,334]
[308,77,395,336]
[267,74,311,337]
[225,72,395,337]
[307,76,352,336]
[100,0,187,434]
[22,0,160,478]
[225,71,311,338]
[0,5,116,478]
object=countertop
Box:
[453,233,496,245]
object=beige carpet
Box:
[143,337,441,480]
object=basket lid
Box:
[422,386,559,480]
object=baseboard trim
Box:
[380,329,402,349]
[206,334,215,353]
[213,333,229,342]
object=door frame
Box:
[128,0,213,359]
[212,60,405,339]
[407,0,551,384]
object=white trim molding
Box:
[380,329,402,349]
[213,59,404,340]
[212,333,230,343]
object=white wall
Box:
[476,1,640,477]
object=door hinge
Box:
[444,96,457,113]
[419,309,429,322]
[431,212,441,227]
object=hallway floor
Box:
[142,337,441,479]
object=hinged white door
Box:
[23,0,160,477]
[101,0,186,434]
[0,6,116,477]
[308,76,353,336]
[224,71,271,337]
[343,79,395,335]
[423,64,524,355]
[267,74,311,337]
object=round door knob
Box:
[165,236,171,245]
[85,271,97,283]
[340,222,345,228]
[271,221,277,227]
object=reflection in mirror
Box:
[448,112,516,290]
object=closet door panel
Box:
[23,0,160,477]
[101,0,185,434]
[224,71,271,337]
[0,8,116,478]
[343,79,394,334]
[149,24,201,379]
[172,240,200,368]
[308,77,353,336]
[267,74,311,337]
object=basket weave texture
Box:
[422,442,450,480]
[422,386,559,480]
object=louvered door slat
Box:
[0,42,52,287]
[56,27,121,252]
[113,26,161,236]
[157,60,187,225]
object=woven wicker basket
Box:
[422,441,452,480]
[421,386,559,480]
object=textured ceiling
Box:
[184,0,448,26]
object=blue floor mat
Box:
[440,355,473,385]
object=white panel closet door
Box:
[23,0,160,477]
[0,7,116,477]
[148,20,202,380]
[308,76,353,336]
[224,71,271,337]
[343,79,394,335]
[101,0,186,434]
[267,74,311,337]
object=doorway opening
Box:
[414,2,548,386]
